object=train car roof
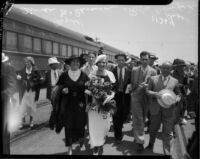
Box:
[101,42,126,54]
[5,6,100,47]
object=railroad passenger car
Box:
[2,6,127,74]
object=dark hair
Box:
[88,51,97,57]
[140,51,150,58]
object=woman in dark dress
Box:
[56,55,89,155]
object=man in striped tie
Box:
[112,53,131,144]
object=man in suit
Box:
[146,61,181,155]
[131,51,157,151]
[44,57,62,100]
[112,53,131,144]
[1,53,17,154]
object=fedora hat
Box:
[65,54,82,65]
[172,59,186,67]
[2,52,9,63]
[48,57,60,65]
[157,89,177,108]
[115,53,127,61]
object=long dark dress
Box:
[57,70,89,146]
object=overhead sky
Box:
[14,0,198,64]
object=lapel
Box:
[123,67,129,86]
[157,75,165,90]
[134,67,140,86]
[47,70,51,85]
[113,67,118,83]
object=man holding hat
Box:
[43,57,62,100]
[146,61,181,155]
[112,53,131,144]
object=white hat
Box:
[48,57,60,65]
[157,89,177,108]
[2,52,9,63]
[95,54,107,64]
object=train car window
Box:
[5,31,17,50]
[53,42,59,55]
[43,40,52,54]
[60,44,67,57]
[33,38,41,53]
[73,47,78,56]
[23,35,32,51]
[78,48,81,55]
[68,45,72,57]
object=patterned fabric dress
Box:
[88,75,112,148]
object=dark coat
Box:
[1,62,17,154]
[17,66,41,103]
[43,69,62,100]
[112,66,131,94]
[49,85,65,133]
[49,71,89,135]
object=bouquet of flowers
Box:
[85,76,116,114]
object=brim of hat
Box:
[157,89,176,108]
[157,98,171,108]
[115,54,127,60]
[49,62,60,65]
[172,64,186,67]
[65,57,82,64]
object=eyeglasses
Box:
[141,59,148,61]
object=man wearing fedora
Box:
[43,57,62,100]
[146,61,181,155]
[1,52,17,154]
[112,53,131,144]
[171,59,189,125]
[131,51,157,151]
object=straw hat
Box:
[157,89,177,108]
[48,57,60,65]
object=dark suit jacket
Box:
[43,69,62,100]
[112,66,131,94]
[17,66,41,103]
[112,66,131,109]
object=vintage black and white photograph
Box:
[1,0,198,158]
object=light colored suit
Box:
[131,65,156,144]
[147,74,179,154]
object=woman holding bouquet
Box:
[86,54,116,155]
[55,55,89,155]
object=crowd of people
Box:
[1,50,198,157]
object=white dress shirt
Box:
[117,67,125,81]
[51,69,59,86]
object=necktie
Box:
[54,71,57,81]
[119,68,123,92]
